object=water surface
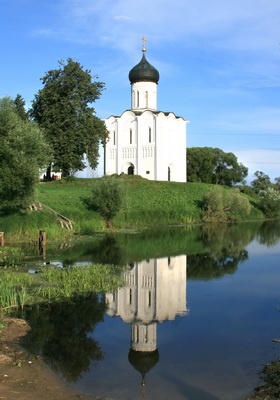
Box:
[21,222,280,400]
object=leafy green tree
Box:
[13,94,29,121]
[187,147,215,183]
[187,147,248,186]
[258,187,280,218]
[273,177,280,191]
[30,58,108,177]
[0,97,51,214]
[201,186,251,222]
[251,171,271,193]
[84,177,123,227]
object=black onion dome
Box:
[129,53,160,84]
[128,348,159,383]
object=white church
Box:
[76,39,188,182]
[103,39,187,182]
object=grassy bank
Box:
[0,176,264,242]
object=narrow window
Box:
[113,130,116,145]
[148,291,152,307]
[145,326,148,342]
[149,127,151,143]
[130,129,132,144]
[168,167,171,181]
[145,91,148,107]
[129,289,132,305]
[137,91,139,107]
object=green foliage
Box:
[0,263,124,311]
[30,58,108,177]
[251,170,272,194]
[258,187,280,218]
[13,94,29,121]
[187,147,248,186]
[274,176,280,190]
[1,178,265,242]
[264,359,280,388]
[201,186,252,222]
[0,97,51,214]
[84,177,124,227]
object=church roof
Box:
[129,52,160,84]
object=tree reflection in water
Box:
[19,293,106,382]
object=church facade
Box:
[104,43,187,182]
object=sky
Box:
[1,0,280,183]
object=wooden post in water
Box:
[38,230,46,258]
[0,232,4,247]
[38,230,46,246]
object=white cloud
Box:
[231,149,280,182]
[32,0,279,54]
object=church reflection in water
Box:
[106,256,189,386]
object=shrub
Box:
[84,177,123,227]
[202,187,251,223]
[258,187,280,218]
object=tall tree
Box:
[187,147,248,186]
[0,97,51,214]
[13,94,29,121]
[251,171,271,193]
[30,58,108,177]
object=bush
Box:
[84,177,123,227]
[202,187,252,223]
[258,187,280,218]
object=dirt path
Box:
[0,318,97,400]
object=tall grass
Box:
[0,271,33,310]
[0,263,124,312]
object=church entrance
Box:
[128,165,134,175]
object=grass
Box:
[0,264,125,312]
[0,176,265,242]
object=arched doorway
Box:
[128,165,135,175]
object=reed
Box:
[0,263,125,312]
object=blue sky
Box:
[1,0,280,183]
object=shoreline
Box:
[0,317,279,400]
[0,317,97,400]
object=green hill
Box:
[0,176,263,242]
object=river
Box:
[20,221,280,400]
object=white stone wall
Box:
[105,110,187,182]
[131,81,157,110]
